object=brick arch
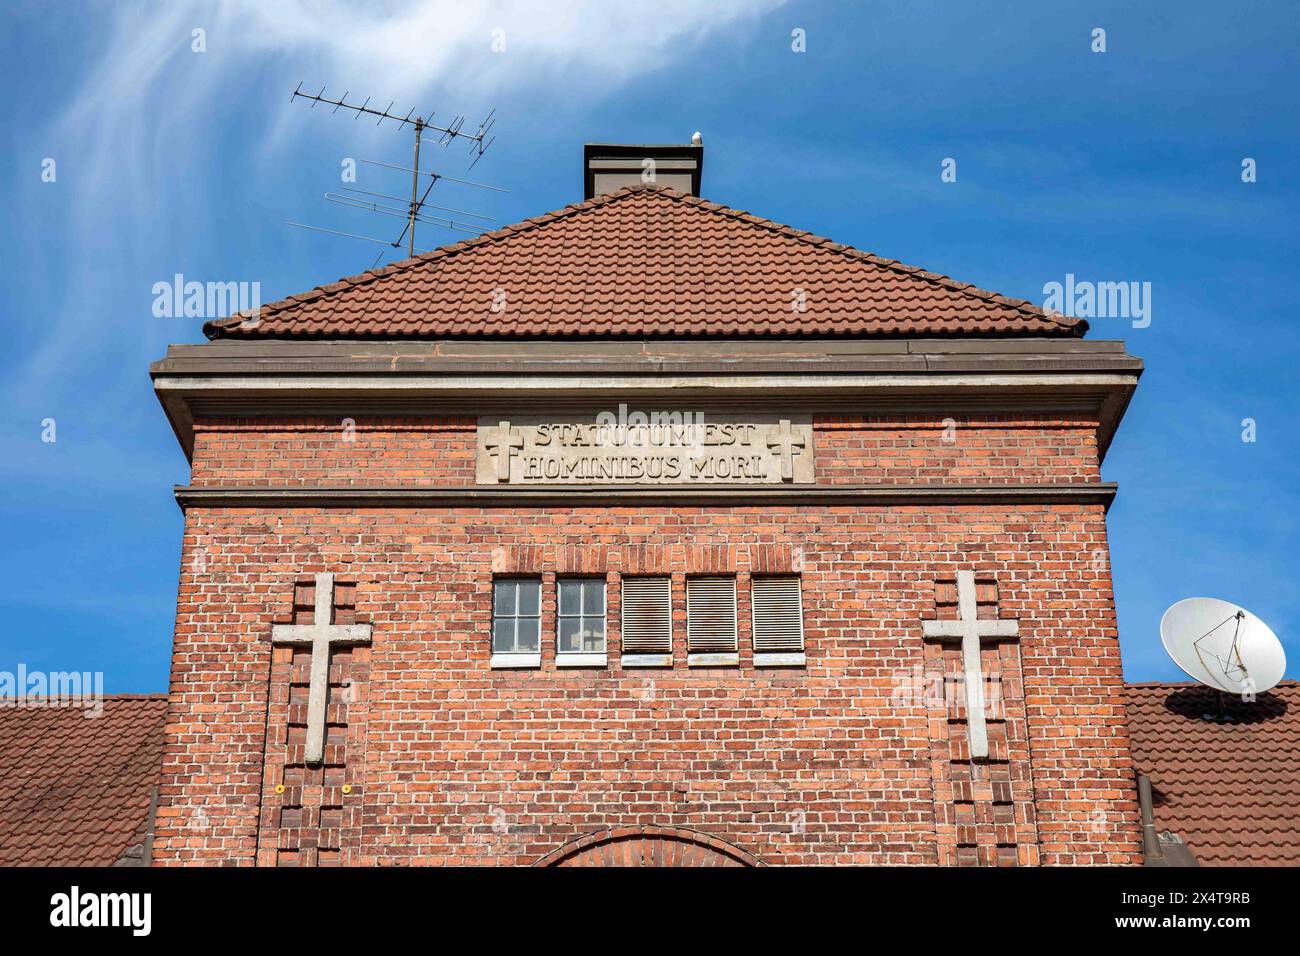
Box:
[535,826,762,867]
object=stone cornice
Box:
[150,338,1141,463]
[151,336,1144,376]
[174,481,1119,511]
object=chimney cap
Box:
[583,141,704,199]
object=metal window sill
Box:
[754,652,807,667]
[556,652,608,668]
[490,652,541,669]
[621,653,674,668]
[687,652,740,667]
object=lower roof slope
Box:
[1125,681,1300,866]
[204,185,1084,340]
[4,684,1295,865]
[0,695,168,866]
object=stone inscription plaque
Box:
[476,412,814,485]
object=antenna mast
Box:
[408,117,423,257]
[286,83,503,262]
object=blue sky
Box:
[2,0,1297,691]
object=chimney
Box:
[583,136,704,199]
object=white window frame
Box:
[556,577,608,667]
[620,576,674,667]
[751,575,807,667]
[686,576,739,667]
[490,577,542,668]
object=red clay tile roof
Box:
[205,185,1084,340]
[25,682,1292,868]
[1125,681,1300,866]
[0,695,168,866]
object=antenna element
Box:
[287,83,504,260]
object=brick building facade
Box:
[149,143,1144,866]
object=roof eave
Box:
[151,337,1140,463]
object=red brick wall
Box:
[190,417,476,486]
[154,501,1140,866]
[816,414,1100,485]
[186,414,1098,487]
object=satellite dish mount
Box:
[1160,597,1286,717]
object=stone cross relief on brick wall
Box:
[271,573,371,766]
[922,570,1019,759]
[765,418,806,481]
[484,420,523,481]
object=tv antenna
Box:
[285,83,505,263]
[1160,596,1287,718]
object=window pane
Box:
[582,581,605,615]
[493,579,516,616]
[492,618,515,653]
[517,580,540,616]
[558,617,580,653]
[516,617,540,652]
[559,580,581,616]
[581,619,606,653]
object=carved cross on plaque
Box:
[766,418,806,481]
[483,420,524,481]
[271,573,371,767]
[921,571,1019,760]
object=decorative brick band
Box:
[490,544,801,576]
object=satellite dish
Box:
[1160,597,1286,694]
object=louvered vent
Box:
[751,576,805,653]
[620,577,672,654]
[686,577,738,653]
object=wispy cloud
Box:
[14,0,785,401]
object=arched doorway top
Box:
[535,825,762,867]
